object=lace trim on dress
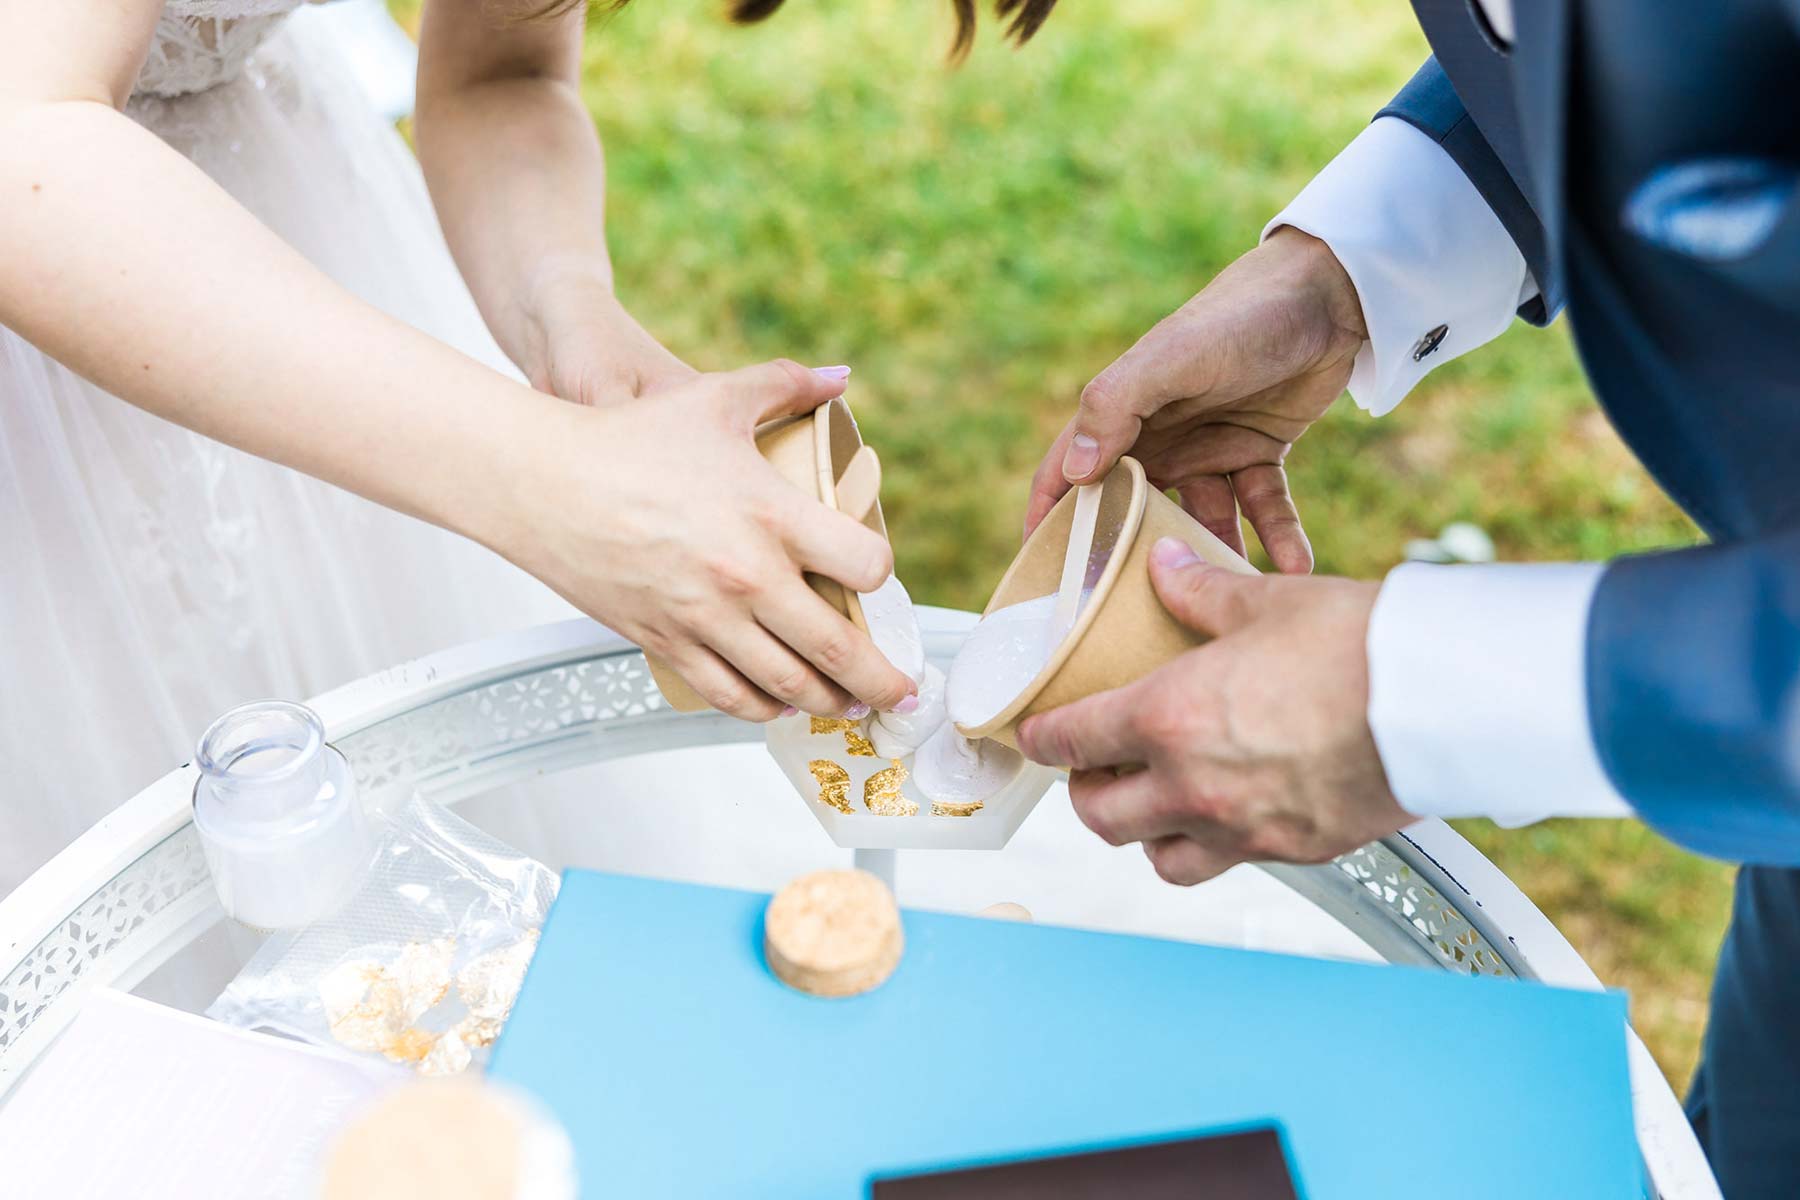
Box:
[162,0,309,16]
[136,2,317,98]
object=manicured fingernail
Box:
[1063,433,1100,480]
[780,705,799,718]
[892,694,921,714]
[844,701,871,720]
[812,365,851,381]
[1152,536,1201,569]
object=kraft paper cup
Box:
[646,397,887,713]
[953,456,1259,750]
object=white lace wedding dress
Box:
[0,2,576,892]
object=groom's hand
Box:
[1026,228,1366,574]
[1016,537,1409,885]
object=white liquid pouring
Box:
[858,574,926,685]
[848,527,1107,810]
[945,590,1094,730]
[913,722,1025,809]
[870,664,948,759]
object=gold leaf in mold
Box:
[843,729,879,757]
[810,716,858,735]
[808,759,853,814]
[864,760,917,817]
[930,799,984,818]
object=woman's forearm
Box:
[0,90,913,724]
[415,5,617,378]
[0,4,918,725]
[415,74,614,371]
[0,98,556,554]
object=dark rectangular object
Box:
[869,1126,1302,1200]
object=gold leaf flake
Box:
[419,1030,473,1077]
[454,1015,505,1049]
[808,759,853,814]
[843,729,879,757]
[320,960,384,1026]
[456,932,538,1021]
[384,938,456,1023]
[930,799,984,818]
[321,941,456,1062]
[810,717,858,735]
[864,760,917,817]
[328,1004,403,1055]
[384,1027,439,1065]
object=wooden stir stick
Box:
[1050,483,1102,646]
[834,444,882,524]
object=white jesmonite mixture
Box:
[858,574,926,685]
[912,723,1025,809]
[944,593,1067,730]
[870,664,948,759]
[848,583,1029,811]
[831,526,1109,813]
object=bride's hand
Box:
[519,268,698,407]
[500,359,917,722]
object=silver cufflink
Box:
[1411,324,1449,362]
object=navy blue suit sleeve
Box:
[1588,527,1800,864]
[1377,58,1559,325]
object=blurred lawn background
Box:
[399,0,1733,1087]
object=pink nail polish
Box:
[892,694,921,715]
[1063,433,1100,480]
[812,365,851,381]
[779,705,799,718]
[844,702,871,720]
[1152,536,1201,569]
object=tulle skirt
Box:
[0,17,572,892]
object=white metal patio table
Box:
[0,610,1720,1198]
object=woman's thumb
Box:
[716,360,848,426]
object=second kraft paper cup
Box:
[645,397,887,713]
[953,456,1260,750]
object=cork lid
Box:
[763,868,904,998]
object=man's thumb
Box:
[1063,362,1146,484]
[1147,538,1261,636]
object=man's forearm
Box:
[415,6,616,380]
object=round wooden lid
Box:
[321,1082,523,1200]
[978,901,1034,923]
[763,868,903,998]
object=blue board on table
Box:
[489,869,1641,1199]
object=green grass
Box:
[400,0,1734,1089]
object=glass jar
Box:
[193,700,373,929]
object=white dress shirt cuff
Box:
[1366,562,1634,827]
[1263,117,1532,417]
